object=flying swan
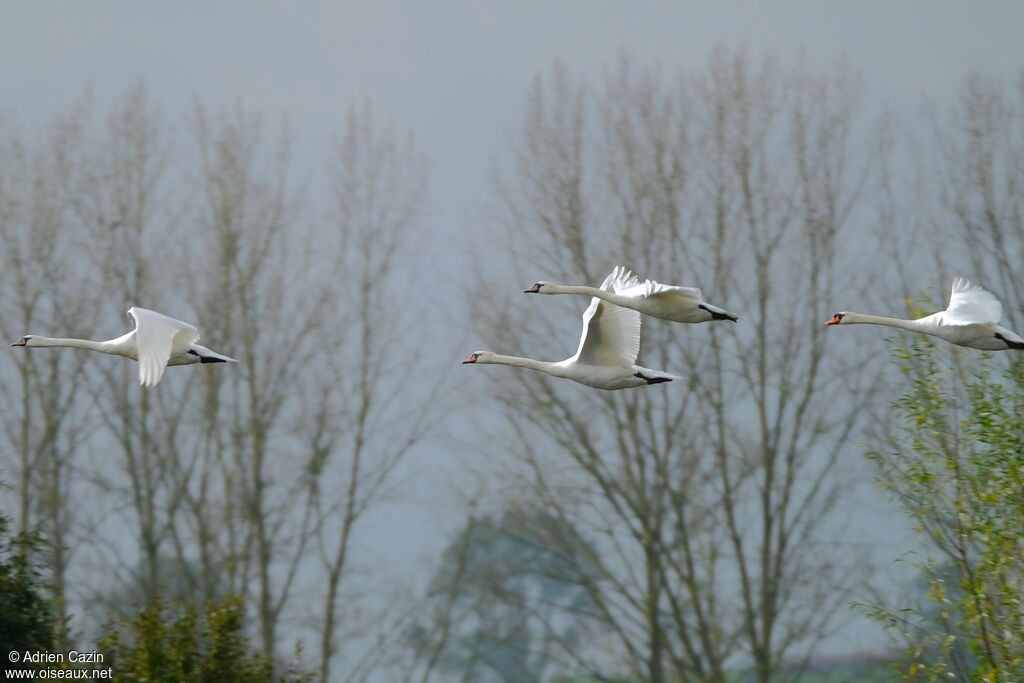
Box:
[826,277,1024,350]
[525,266,737,323]
[463,272,679,389]
[12,306,236,386]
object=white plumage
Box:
[941,277,1003,326]
[827,278,1024,351]
[525,265,737,324]
[464,271,679,390]
[12,306,236,387]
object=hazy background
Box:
[7,0,1023,243]
[2,1,1023,680]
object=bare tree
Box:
[0,84,437,683]
[0,109,101,645]
[465,50,879,683]
[182,101,317,655]
[937,71,1024,318]
[174,102,434,678]
[61,86,193,612]
[310,105,433,683]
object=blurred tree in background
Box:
[0,50,1022,683]
[0,89,432,681]
[409,506,604,683]
[464,48,878,683]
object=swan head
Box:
[11,335,32,347]
[825,312,846,326]
[524,281,549,294]
[462,351,494,364]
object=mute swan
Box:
[463,273,679,390]
[12,306,236,387]
[525,266,738,324]
[826,277,1024,351]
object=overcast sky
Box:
[3,0,1023,661]
[4,0,1023,239]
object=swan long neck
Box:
[29,336,118,354]
[546,284,624,304]
[841,312,924,332]
[481,353,562,376]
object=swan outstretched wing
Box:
[610,265,702,302]
[574,274,641,367]
[943,277,1002,325]
[128,307,200,387]
[608,266,641,293]
[644,280,702,302]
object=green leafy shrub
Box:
[101,596,313,683]
[0,513,55,661]
[867,341,1024,682]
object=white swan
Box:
[463,273,679,390]
[12,306,237,386]
[826,277,1024,351]
[525,266,737,324]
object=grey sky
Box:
[5,1,1023,239]
[3,0,1023,666]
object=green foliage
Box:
[867,340,1024,681]
[101,596,314,683]
[0,512,56,658]
[552,660,900,683]
[785,663,898,683]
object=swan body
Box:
[465,273,679,390]
[827,278,1024,351]
[525,266,738,324]
[12,306,236,386]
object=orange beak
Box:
[825,314,842,326]
[11,338,26,347]
[524,284,541,293]
[462,354,478,364]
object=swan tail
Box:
[995,332,1024,350]
[712,310,739,322]
[634,368,681,385]
[700,303,738,322]
[191,345,237,363]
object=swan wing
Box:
[128,307,201,387]
[943,277,1002,325]
[644,280,702,302]
[609,266,702,302]
[608,265,642,293]
[574,274,641,367]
